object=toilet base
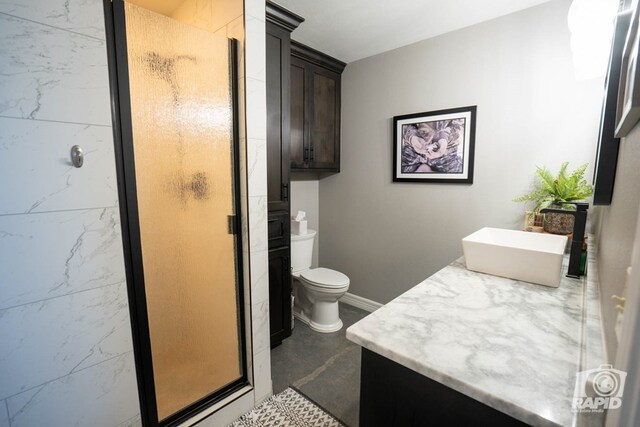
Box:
[293,307,344,333]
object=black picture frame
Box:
[393,106,476,183]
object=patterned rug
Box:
[229,387,345,427]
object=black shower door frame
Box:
[103,1,250,425]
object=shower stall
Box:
[104,0,248,424]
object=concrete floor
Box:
[271,303,369,427]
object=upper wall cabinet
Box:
[290,41,346,172]
[266,2,304,213]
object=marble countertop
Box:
[346,248,606,427]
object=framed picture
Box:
[393,105,476,183]
[615,3,640,138]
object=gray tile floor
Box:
[271,303,369,427]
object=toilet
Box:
[290,229,350,333]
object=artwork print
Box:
[393,106,476,183]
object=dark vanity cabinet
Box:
[290,42,346,172]
[266,2,303,347]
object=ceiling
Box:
[275,0,556,63]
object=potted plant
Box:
[514,162,593,234]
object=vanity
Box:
[347,247,606,426]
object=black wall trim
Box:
[266,0,304,32]
[104,1,249,425]
[291,40,346,74]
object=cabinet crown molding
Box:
[291,40,346,74]
[266,1,304,32]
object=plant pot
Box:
[543,208,574,235]
[524,211,545,232]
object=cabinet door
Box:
[266,22,290,212]
[269,246,292,347]
[290,57,308,169]
[268,211,290,249]
[309,65,341,170]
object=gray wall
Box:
[594,124,640,361]
[319,0,604,304]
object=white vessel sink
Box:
[462,227,568,287]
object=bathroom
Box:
[0,0,639,426]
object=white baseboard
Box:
[340,292,383,312]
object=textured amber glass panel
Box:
[124,2,241,420]
[129,0,244,39]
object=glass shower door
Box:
[114,1,245,422]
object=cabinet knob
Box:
[282,183,289,201]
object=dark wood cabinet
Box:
[360,349,527,426]
[268,247,291,347]
[266,1,303,347]
[266,22,291,213]
[290,41,346,172]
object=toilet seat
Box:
[299,267,350,289]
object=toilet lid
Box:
[300,267,350,288]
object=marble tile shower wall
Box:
[243,0,272,406]
[0,0,271,426]
[0,1,139,426]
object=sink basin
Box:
[462,227,568,287]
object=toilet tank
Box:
[291,229,317,273]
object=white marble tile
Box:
[247,137,267,197]
[249,250,268,304]
[0,14,111,125]
[244,0,265,22]
[0,282,133,399]
[0,401,8,427]
[248,196,267,252]
[244,16,265,81]
[115,413,141,427]
[252,348,272,403]
[6,352,140,427]
[251,299,270,354]
[245,78,266,141]
[0,117,118,215]
[0,207,126,309]
[196,389,254,427]
[238,137,247,196]
[0,0,106,40]
[243,303,254,381]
